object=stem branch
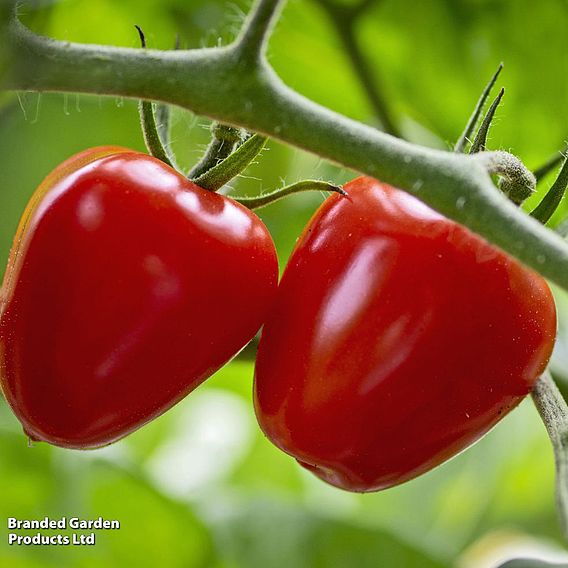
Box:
[235,180,345,209]
[188,123,246,179]
[315,0,401,137]
[3,9,568,292]
[234,0,285,63]
[531,371,568,541]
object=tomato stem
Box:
[188,123,247,179]
[234,0,285,64]
[135,26,177,169]
[234,180,346,210]
[454,63,503,153]
[6,2,568,292]
[152,37,181,158]
[531,371,568,542]
[192,134,267,191]
[314,0,402,138]
[531,156,568,224]
[154,103,172,155]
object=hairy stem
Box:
[234,0,285,63]
[3,10,568,292]
[531,371,568,542]
[476,151,536,205]
[235,180,345,209]
[188,123,246,179]
[154,103,172,154]
[192,134,267,191]
[135,25,176,167]
[139,100,176,168]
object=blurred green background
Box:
[1,0,568,566]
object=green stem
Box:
[3,10,568,292]
[188,138,231,179]
[188,123,246,179]
[234,0,285,63]
[469,87,504,154]
[531,371,568,542]
[154,102,172,152]
[454,63,503,153]
[531,157,568,224]
[315,0,401,138]
[152,36,182,155]
[234,180,345,210]
[192,134,267,191]
[135,25,175,168]
[139,101,175,167]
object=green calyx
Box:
[531,156,568,225]
[188,122,248,180]
[454,63,503,154]
[134,26,266,194]
[191,133,267,191]
[234,180,346,210]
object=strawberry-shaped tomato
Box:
[0,147,278,449]
[254,177,556,492]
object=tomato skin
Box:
[254,177,556,492]
[0,148,278,449]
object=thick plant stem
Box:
[153,36,182,153]
[234,0,285,63]
[235,180,345,210]
[531,371,568,542]
[4,12,568,292]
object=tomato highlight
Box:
[254,177,557,492]
[0,147,278,448]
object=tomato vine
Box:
[2,0,568,544]
[2,0,568,292]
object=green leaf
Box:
[212,499,447,568]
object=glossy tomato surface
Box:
[254,177,556,492]
[0,147,278,448]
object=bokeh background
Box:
[1,0,568,566]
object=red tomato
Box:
[0,147,278,449]
[254,177,556,492]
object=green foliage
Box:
[1,0,568,566]
[499,561,568,567]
